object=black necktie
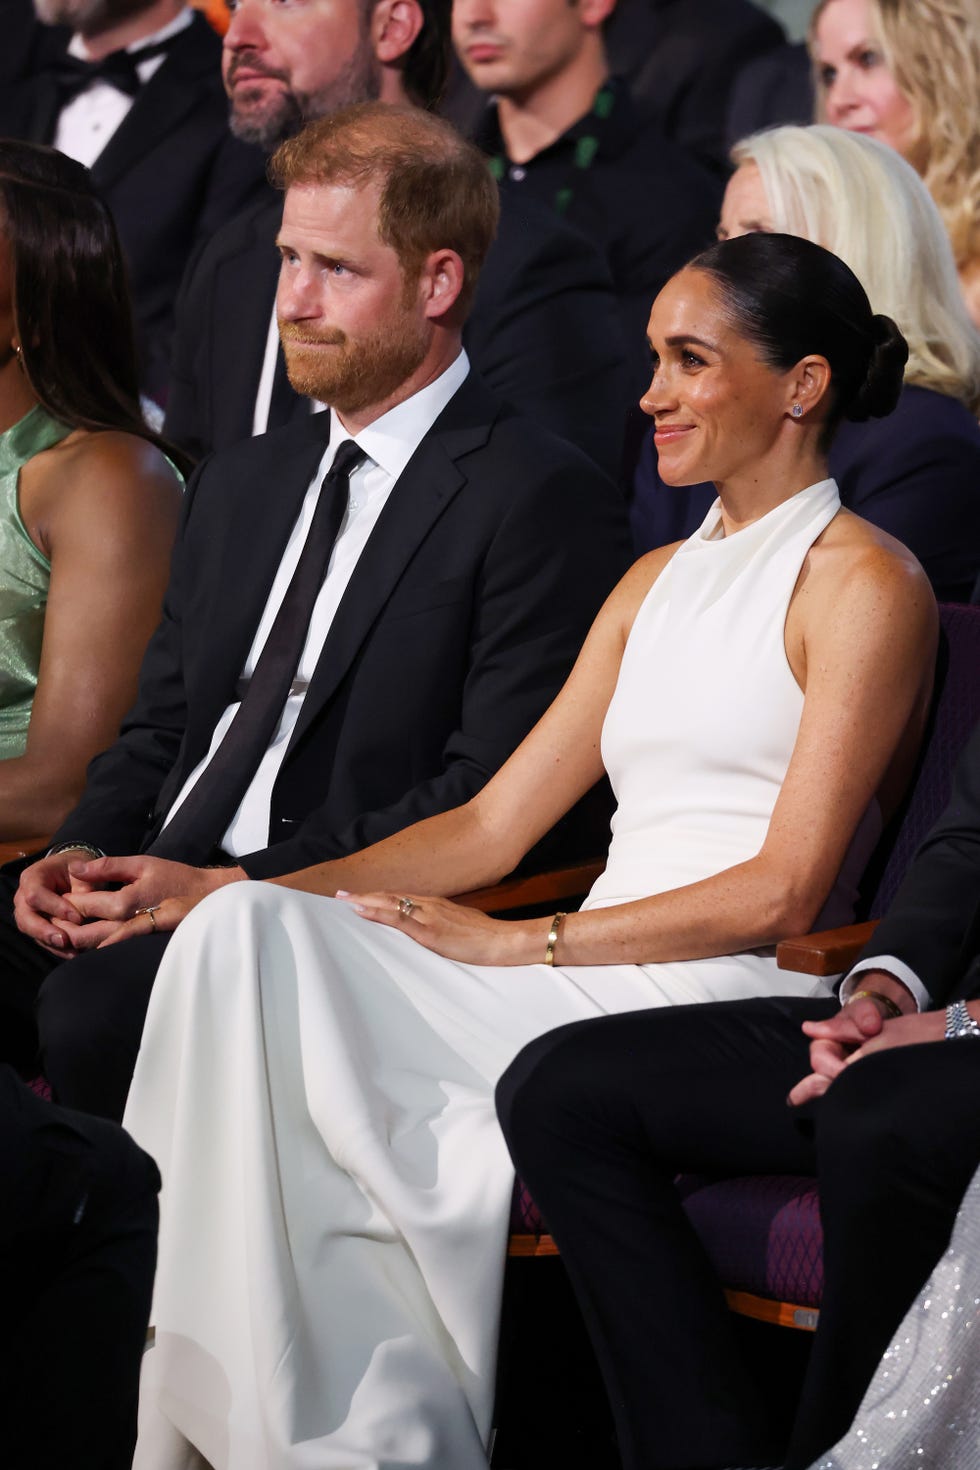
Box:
[150,439,367,864]
[52,35,174,105]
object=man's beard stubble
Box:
[226,39,381,152]
[280,310,430,419]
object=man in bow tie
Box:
[0,0,268,404]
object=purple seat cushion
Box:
[511,1173,824,1308]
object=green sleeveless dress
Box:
[0,405,73,758]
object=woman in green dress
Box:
[0,139,183,840]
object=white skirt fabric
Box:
[126,883,831,1470]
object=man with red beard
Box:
[162,0,631,476]
[1,103,631,1124]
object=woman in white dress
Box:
[124,232,937,1470]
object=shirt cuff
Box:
[839,955,931,1013]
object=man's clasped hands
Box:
[13,852,245,956]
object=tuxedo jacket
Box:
[0,12,269,402]
[52,373,632,878]
[163,186,631,476]
[857,721,980,1006]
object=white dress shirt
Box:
[840,955,930,1011]
[52,7,193,168]
[161,349,471,859]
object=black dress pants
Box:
[496,996,980,1470]
[0,1064,160,1468]
[0,866,172,1120]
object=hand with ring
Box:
[135,904,161,933]
[334,889,539,966]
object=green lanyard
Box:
[489,81,616,216]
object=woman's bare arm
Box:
[343,533,938,967]
[0,431,181,837]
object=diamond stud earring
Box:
[791,403,803,419]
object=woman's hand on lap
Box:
[336,891,541,966]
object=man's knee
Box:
[36,935,171,1119]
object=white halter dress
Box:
[126,479,878,1469]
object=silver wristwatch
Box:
[944,1001,980,1040]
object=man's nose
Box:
[224,0,266,54]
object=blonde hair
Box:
[809,0,980,267]
[731,123,980,412]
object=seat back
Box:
[863,603,980,919]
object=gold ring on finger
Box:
[135,904,160,932]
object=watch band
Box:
[46,841,106,861]
[944,1000,980,1040]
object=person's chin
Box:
[655,446,704,487]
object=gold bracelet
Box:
[544,911,566,967]
[847,988,903,1021]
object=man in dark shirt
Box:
[453,0,720,392]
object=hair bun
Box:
[844,314,909,422]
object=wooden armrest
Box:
[776,919,879,977]
[457,860,605,914]
[0,836,50,867]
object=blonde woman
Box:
[632,124,980,600]
[810,0,980,326]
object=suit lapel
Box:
[24,72,62,142]
[286,377,496,753]
[210,202,283,445]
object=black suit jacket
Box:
[0,12,268,401]
[52,373,632,878]
[163,186,631,475]
[856,722,980,1005]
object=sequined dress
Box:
[126,480,880,1470]
[0,405,72,757]
[813,1163,980,1470]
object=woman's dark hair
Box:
[0,139,192,474]
[689,233,909,442]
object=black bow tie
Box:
[52,35,174,104]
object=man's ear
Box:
[419,249,465,322]
[580,0,617,32]
[371,0,424,67]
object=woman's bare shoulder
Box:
[797,507,938,658]
[607,540,685,636]
[38,428,181,499]
[22,427,181,557]
[808,507,933,600]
